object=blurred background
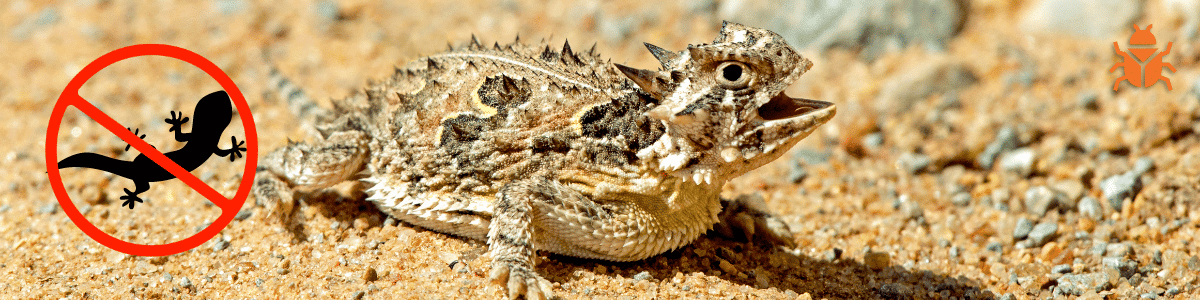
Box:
[3,0,1200,299]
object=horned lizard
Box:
[254,21,836,299]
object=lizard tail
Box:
[263,51,328,123]
[58,152,137,179]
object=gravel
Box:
[1078,196,1103,219]
[896,152,932,174]
[1013,218,1034,240]
[1027,222,1058,247]
[977,126,1018,169]
[998,148,1035,177]
[1057,272,1113,295]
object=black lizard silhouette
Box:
[58,90,247,209]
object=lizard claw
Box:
[119,188,144,209]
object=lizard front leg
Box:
[713,193,797,248]
[489,179,556,300]
[253,130,369,223]
[166,111,191,142]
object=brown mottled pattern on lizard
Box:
[254,21,836,299]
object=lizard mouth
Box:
[757,91,834,121]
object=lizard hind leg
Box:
[120,180,151,209]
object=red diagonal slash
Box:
[46,44,257,256]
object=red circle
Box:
[45,44,258,256]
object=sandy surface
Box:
[3,0,1200,299]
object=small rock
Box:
[864,252,890,270]
[949,246,961,258]
[1101,171,1143,212]
[1078,197,1103,219]
[212,239,230,251]
[1024,186,1065,217]
[1013,218,1034,240]
[862,133,884,150]
[350,290,365,300]
[997,293,1015,300]
[1051,180,1085,203]
[1027,222,1059,247]
[1105,243,1130,258]
[1141,292,1159,299]
[234,209,253,221]
[1102,257,1137,278]
[897,152,932,174]
[38,203,60,215]
[632,271,652,281]
[1133,157,1155,175]
[876,283,912,299]
[1077,92,1099,110]
[718,259,737,275]
[383,217,398,227]
[1052,264,1072,274]
[787,164,808,183]
[987,241,1003,253]
[898,197,924,221]
[978,126,1018,169]
[363,267,378,281]
[1166,287,1180,296]
[998,148,1036,176]
[1057,272,1113,295]
[178,277,193,289]
[950,192,972,206]
[824,248,843,261]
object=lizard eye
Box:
[715,61,751,89]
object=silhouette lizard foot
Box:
[217,136,248,162]
[120,188,144,209]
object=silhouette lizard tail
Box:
[58,152,139,179]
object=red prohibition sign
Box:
[45,44,258,256]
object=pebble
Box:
[787,164,808,183]
[897,195,924,220]
[350,291,365,300]
[987,241,1003,253]
[1052,264,1072,274]
[212,239,230,251]
[1023,186,1065,217]
[383,217,398,227]
[1057,272,1113,295]
[978,126,1018,169]
[718,259,737,275]
[234,209,253,221]
[950,192,972,206]
[862,133,884,150]
[363,267,378,281]
[1101,171,1144,212]
[1077,92,1099,110]
[178,277,193,289]
[998,148,1035,176]
[823,248,843,261]
[897,152,931,174]
[1105,243,1131,258]
[864,252,890,270]
[1027,222,1058,247]
[1091,242,1109,256]
[1078,196,1103,219]
[1013,217,1034,240]
[792,149,831,165]
[1102,257,1138,278]
[38,203,59,215]
[1141,292,1159,299]
[632,271,652,281]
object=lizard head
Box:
[617,21,836,187]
